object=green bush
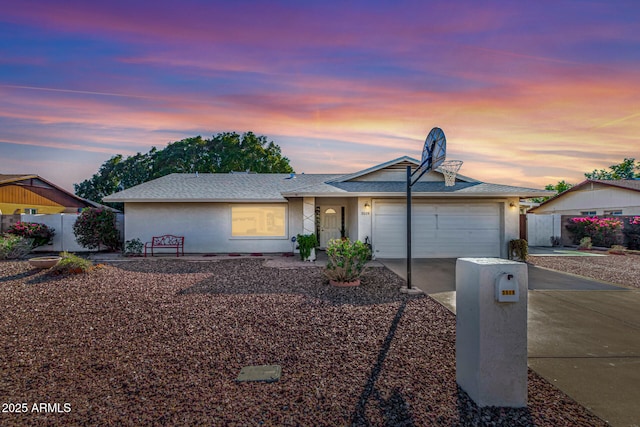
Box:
[49,252,93,275]
[73,208,121,251]
[296,233,318,260]
[325,238,371,283]
[6,221,55,247]
[0,235,33,259]
[123,238,143,256]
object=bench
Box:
[144,235,184,257]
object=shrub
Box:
[0,235,33,259]
[508,239,528,261]
[73,208,121,251]
[123,238,143,256]
[608,245,626,255]
[49,252,93,275]
[622,216,640,250]
[325,238,371,283]
[566,216,623,247]
[6,221,55,247]
[578,237,592,250]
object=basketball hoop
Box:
[440,160,463,186]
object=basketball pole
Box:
[406,165,412,290]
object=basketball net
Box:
[440,160,463,186]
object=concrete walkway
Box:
[380,258,640,427]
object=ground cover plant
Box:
[0,258,607,426]
[48,252,95,275]
[0,235,33,260]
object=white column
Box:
[302,197,315,235]
[456,258,528,407]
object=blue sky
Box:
[1,0,639,191]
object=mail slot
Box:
[495,273,519,302]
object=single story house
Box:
[103,157,550,258]
[0,174,98,215]
[529,179,640,216]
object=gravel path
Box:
[0,259,606,426]
[528,253,640,289]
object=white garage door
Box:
[372,201,501,258]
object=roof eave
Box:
[282,191,551,198]
[104,198,288,203]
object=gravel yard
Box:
[0,258,606,426]
[527,253,640,289]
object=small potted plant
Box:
[325,238,371,287]
[296,233,318,261]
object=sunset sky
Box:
[1,0,639,192]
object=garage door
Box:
[372,201,501,258]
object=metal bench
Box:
[144,235,184,257]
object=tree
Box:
[74,132,294,207]
[531,180,574,203]
[585,158,640,180]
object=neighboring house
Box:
[0,174,97,215]
[529,179,640,216]
[103,156,550,258]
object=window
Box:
[604,210,623,216]
[24,208,38,214]
[231,205,286,237]
[580,211,596,216]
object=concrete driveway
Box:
[380,258,640,427]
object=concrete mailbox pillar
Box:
[456,258,528,407]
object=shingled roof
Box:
[104,157,551,202]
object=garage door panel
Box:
[414,216,437,229]
[438,215,499,230]
[436,229,499,242]
[373,201,501,258]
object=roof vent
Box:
[285,173,296,180]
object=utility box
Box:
[456,258,528,407]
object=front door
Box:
[320,206,342,248]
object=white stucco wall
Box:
[346,198,359,241]
[533,185,640,215]
[124,202,300,254]
[503,198,520,257]
[357,197,373,243]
